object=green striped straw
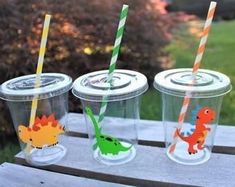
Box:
[98,4,129,124]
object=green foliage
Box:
[140,90,162,121]
[0,143,20,164]
[0,0,188,137]
[165,20,235,125]
[0,0,184,82]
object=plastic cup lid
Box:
[153,68,231,98]
[0,73,72,101]
[72,69,148,102]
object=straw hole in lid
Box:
[171,72,213,87]
[87,73,131,90]
[9,76,62,90]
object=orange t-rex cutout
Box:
[18,114,65,149]
[176,107,216,155]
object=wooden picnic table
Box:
[1,113,235,187]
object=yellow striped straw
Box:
[29,14,51,128]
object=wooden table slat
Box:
[0,162,131,187]
[15,136,235,187]
[66,113,235,154]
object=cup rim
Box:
[0,73,72,101]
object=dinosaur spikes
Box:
[189,105,202,126]
[48,114,58,127]
[32,114,59,129]
[48,114,56,122]
[52,120,59,127]
[32,124,40,131]
[34,116,41,125]
[41,115,48,126]
[18,115,64,148]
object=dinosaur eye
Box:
[205,110,209,114]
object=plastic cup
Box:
[72,69,148,165]
[0,73,72,166]
[154,68,231,165]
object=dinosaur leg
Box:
[188,143,197,155]
[197,140,205,150]
[92,142,98,150]
[99,146,108,155]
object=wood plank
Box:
[0,162,131,187]
[15,136,235,187]
[66,113,235,154]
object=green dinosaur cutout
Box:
[85,107,132,155]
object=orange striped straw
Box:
[169,1,217,154]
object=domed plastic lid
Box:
[72,69,148,102]
[154,68,231,98]
[0,73,72,101]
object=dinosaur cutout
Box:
[176,107,216,155]
[18,114,65,149]
[180,106,201,137]
[85,107,132,155]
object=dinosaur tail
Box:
[85,107,101,136]
[176,128,190,142]
[121,144,132,151]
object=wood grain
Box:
[0,162,131,187]
[66,113,235,154]
[15,136,235,187]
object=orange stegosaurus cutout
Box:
[18,114,65,149]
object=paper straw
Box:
[29,14,51,127]
[169,1,217,154]
[97,4,129,123]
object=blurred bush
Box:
[0,0,195,137]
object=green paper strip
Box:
[98,4,129,124]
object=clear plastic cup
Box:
[0,73,72,166]
[72,69,148,165]
[154,68,231,165]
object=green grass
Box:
[141,20,235,125]
[141,91,162,121]
[0,143,20,164]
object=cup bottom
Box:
[166,141,211,165]
[93,141,136,165]
[26,144,67,166]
